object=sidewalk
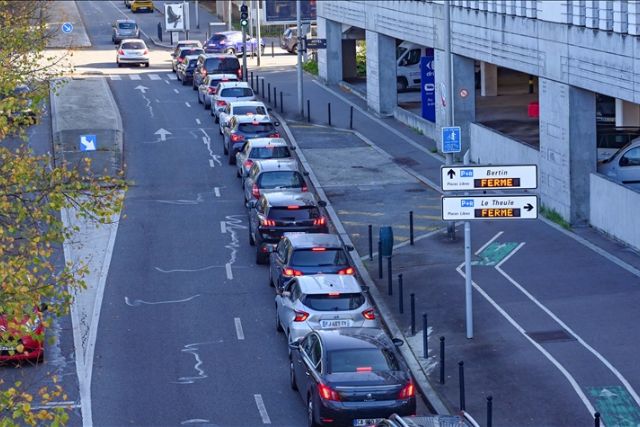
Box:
[254,66,640,426]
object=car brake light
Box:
[243,159,254,169]
[317,383,340,401]
[293,309,309,322]
[328,292,340,296]
[313,217,326,226]
[356,367,372,372]
[287,205,300,209]
[231,133,244,142]
[207,87,216,94]
[302,185,308,192]
[252,184,260,199]
[178,57,184,63]
[143,49,148,55]
[362,308,375,320]
[261,218,276,227]
[216,100,227,107]
[338,267,354,275]
[398,381,415,399]
[202,69,207,76]
[118,49,124,55]
[283,267,303,277]
[268,133,280,138]
[311,247,326,251]
[237,67,242,79]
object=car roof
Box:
[245,138,286,148]
[296,274,361,295]
[255,158,299,172]
[283,233,342,249]
[232,100,267,108]
[262,191,316,206]
[179,46,202,52]
[315,328,391,352]
[178,40,201,44]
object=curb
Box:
[272,111,452,416]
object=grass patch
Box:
[303,59,318,75]
[540,205,571,230]
[430,147,438,153]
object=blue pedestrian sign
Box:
[79,135,97,151]
[61,22,74,33]
[442,126,461,153]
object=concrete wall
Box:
[394,106,437,141]
[469,123,540,168]
[590,173,640,252]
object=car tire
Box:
[307,396,319,427]
[236,168,241,178]
[145,63,149,68]
[276,309,283,332]
[292,44,298,55]
[204,102,210,110]
[256,249,266,265]
[214,115,219,124]
[117,62,122,68]
[397,77,408,92]
[289,361,298,391]
[228,152,235,165]
[176,72,181,81]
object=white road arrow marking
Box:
[134,85,149,94]
[155,128,171,141]
[599,388,618,398]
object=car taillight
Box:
[301,185,308,192]
[317,383,340,401]
[207,87,216,94]
[268,133,280,138]
[143,49,148,55]
[118,49,124,55]
[294,310,309,322]
[243,159,254,169]
[202,69,207,77]
[178,57,184,63]
[362,308,375,320]
[398,381,415,399]
[252,184,260,199]
[313,217,326,226]
[231,133,244,142]
[219,40,226,45]
[216,100,227,107]
[338,267,355,275]
[237,67,242,79]
[283,267,303,277]
[261,218,276,227]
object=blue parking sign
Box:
[442,126,461,153]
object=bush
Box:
[303,59,318,75]
[356,41,366,77]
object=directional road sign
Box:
[79,134,96,151]
[441,126,461,153]
[441,164,538,191]
[304,38,327,49]
[441,195,538,220]
[61,22,73,33]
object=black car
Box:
[289,328,416,427]
[192,53,242,90]
[171,47,204,72]
[223,115,280,164]
[269,233,355,291]
[176,55,199,85]
[247,192,327,265]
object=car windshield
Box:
[122,42,145,50]
[327,348,399,373]
[235,105,267,116]
[302,293,365,311]
[204,57,240,73]
[290,249,348,267]
[249,146,290,159]
[238,122,274,133]
[257,171,303,189]
[396,46,407,59]
[220,87,253,98]
[118,22,136,29]
[268,206,319,220]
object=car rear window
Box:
[302,293,365,311]
[209,78,237,87]
[249,146,290,159]
[180,48,203,58]
[257,171,304,189]
[238,122,274,133]
[235,105,267,116]
[208,34,227,42]
[290,249,348,267]
[268,206,319,221]
[187,59,198,68]
[220,87,254,98]
[118,22,137,29]
[122,42,145,49]
[328,348,399,373]
[204,57,241,73]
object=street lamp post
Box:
[296,0,303,117]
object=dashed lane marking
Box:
[174,89,179,94]
[226,263,233,280]
[214,187,221,197]
[196,118,201,125]
[109,75,121,80]
[209,159,215,168]
[254,394,271,424]
[234,317,244,340]
[185,101,191,107]
[220,221,227,234]
[130,74,141,80]
[167,74,177,80]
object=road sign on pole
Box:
[441,164,538,191]
[442,126,461,153]
[441,195,538,221]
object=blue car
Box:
[204,31,264,56]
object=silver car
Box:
[598,138,640,188]
[235,138,292,179]
[211,81,255,122]
[218,100,270,134]
[197,73,238,110]
[112,19,139,44]
[242,159,306,203]
[116,39,149,67]
[275,275,378,345]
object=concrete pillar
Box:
[318,18,343,85]
[629,1,640,35]
[539,78,596,225]
[615,99,640,126]
[365,30,396,116]
[341,39,357,80]
[613,1,628,33]
[480,62,498,97]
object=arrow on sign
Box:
[524,203,534,212]
[155,128,171,141]
[447,169,456,179]
[80,136,96,151]
[135,85,149,94]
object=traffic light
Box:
[240,4,249,28]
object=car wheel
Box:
[145,63,149,68]
[397,77,408,92]
[214,115,219,124]
[292,44,298,55]
[176,72,181,81]
[276,309,283,332]
[307,396,318,427]
[289,361,298,390]
[204,102,210,110]
[270,277,275,288]
[117,62,122,68]
[236,168,241,178]
[225,48,235,55]
[256,249,266,264]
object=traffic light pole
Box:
[296,0,303,117]
[241,2,248,81]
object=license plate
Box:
[0,346,16,351]
[320,320,350,328]
[353,419,383,426]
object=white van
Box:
[396,41,432,91]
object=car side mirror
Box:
[288,340,301,350]
[392,338,404,347]
[39,303,48,312]
[246,200,257,209]
[345,244,355,251]
[318,200,327,207]
[274,121,281,127]
[290,146,297,150]
[267,107,273,112]
[302,171,310,177]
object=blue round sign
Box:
[62,22,73,33]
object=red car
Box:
[0,304,46,363]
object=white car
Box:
[116,38,149,67]
[218,100,270,134]
[598,138,640,188]
[235,137,292,178]
[197,73,237,110]
[275,275,378,345]
[211,81,255,123]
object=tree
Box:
[0,1,126,425]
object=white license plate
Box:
[0,346,16,351]
[320,320,350,328]
[353,419,383,426]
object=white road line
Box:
[164,80,170,85]
[167,74,177,80]
[196,118,201,125]
[254,394,271,424]
[109,75,121,80]
[475,231,504,255]
[214,187,221,197]
[226,263,234,280]
[495,243,640,408]
[130,74,141,80]
[209,159,215,168]
[220,221,227,234]
[149,74,161,80]
[173,89,179,94]
[234,317,244,340]
[185,101,191,108]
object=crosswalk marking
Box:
[109,75,121,80]
[106,73,179,82]
[167,74,177,80]
[149,74,161,80]
[130,74,141,80]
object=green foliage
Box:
[540,205,571,230]
[302,59,318,75]
[356,41,366,77]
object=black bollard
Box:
[594,412,600,427]
[157,22,163,42]
[368,225,373,260]
[349,105,353,129]
[328,102,332,126]
[439,336,445,384]
[271,41,274,58]
[487,396,493,427]
[261,79,264,98]
[268,83,271,103]
[378,240,382,279]
[274,87,277,108]
[409,211,414,245]
[422,313,428,358]
[410,293,416,336]
[387,257,393,296]
[250,72,254,90]
[459,361,465,411]
[398,274,404,314]
[280,92,284,113]
[307,99,311,123]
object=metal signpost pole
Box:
[463,151,472,339]
[296,0,304,117]
[444,2,456,240]
[256,0,261,66]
